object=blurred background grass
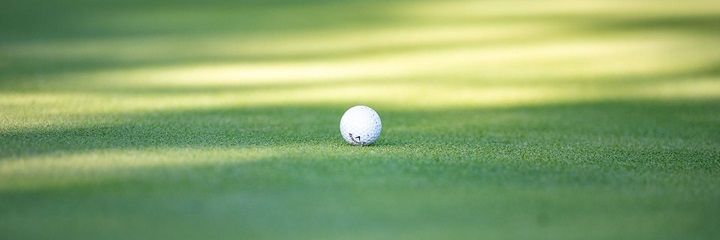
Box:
[2,0,719,109]
[1,0,720,239]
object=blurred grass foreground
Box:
[1,0,720,240]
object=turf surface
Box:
[2,0,720,239]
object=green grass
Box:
[2,0,720,239]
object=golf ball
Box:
[340,105,382,146]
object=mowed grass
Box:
[1,0,720,239]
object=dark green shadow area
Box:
[595,14,720,34]
[0,0,407,45]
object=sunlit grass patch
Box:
[0,147,278,191]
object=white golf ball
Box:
[340,105,382,146]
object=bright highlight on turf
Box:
[340,105,382,146]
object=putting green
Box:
[1,0,719,239]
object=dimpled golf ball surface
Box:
[340,106,382,146]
